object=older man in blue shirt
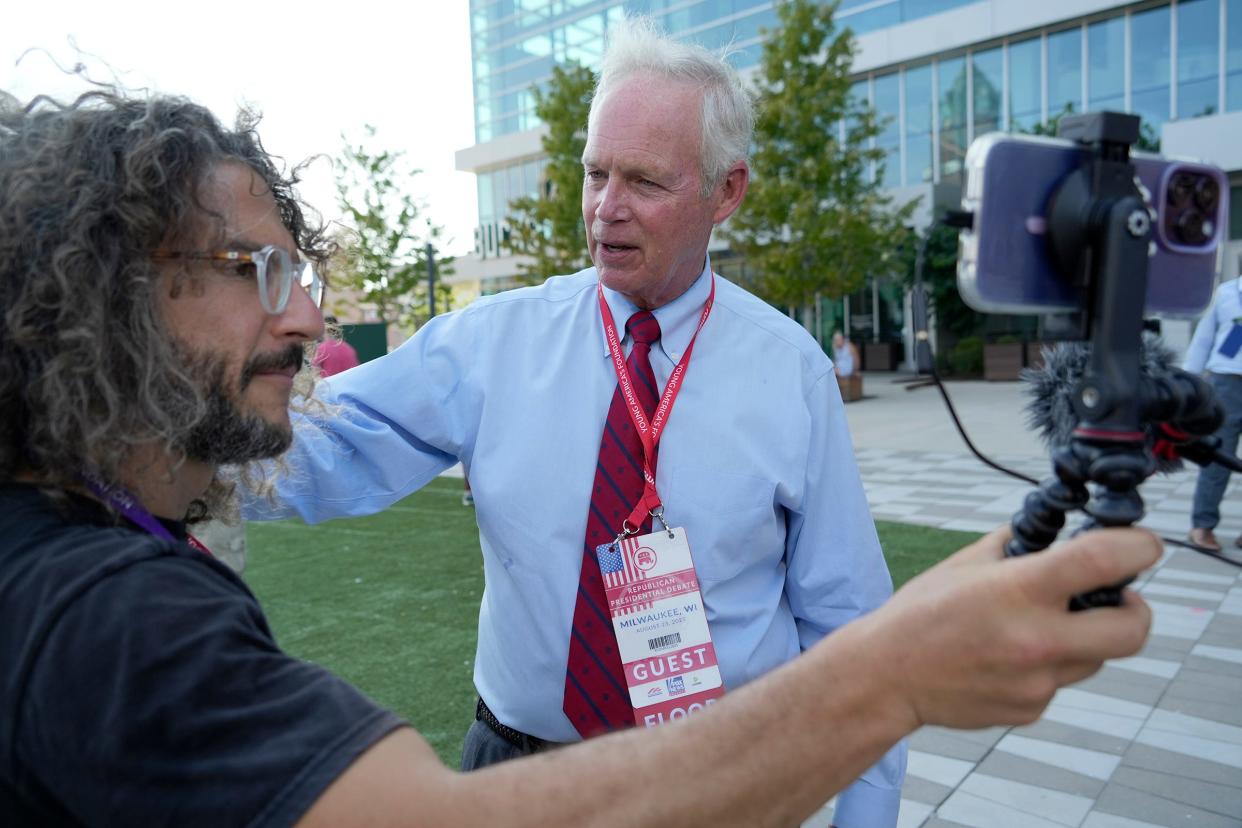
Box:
[252,18,903,826]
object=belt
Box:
[475,697,563,754]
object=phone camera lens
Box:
[1194,176,1220,213]
[1174,209,1210,246]
[1168,173,1196,207]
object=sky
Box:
[2,1,480,256]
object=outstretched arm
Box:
[301,526,1158,828]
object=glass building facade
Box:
[469,0,1242,247]
[469,0,978,242]
[846,0,1235,190]
[469,0,979,145]
[461,0,1242,358]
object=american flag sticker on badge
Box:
[595,540,655,614]
[595,542,625,577]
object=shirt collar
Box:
[597,257,714,367]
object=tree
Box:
[506,63,596,282]
[333,126,454,335]
[723,0,915,310]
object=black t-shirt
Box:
[0,483,404,827]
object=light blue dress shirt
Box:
[1184,278,1242,375]
[248,262,905,826]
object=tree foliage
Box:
[333,126,453,334]
[506,62,596,281]
[723,0,914,308]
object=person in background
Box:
[833,330,858,377]
[313,315,360,377]
[1184,277,1242,550]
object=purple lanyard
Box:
[81,470,211,555]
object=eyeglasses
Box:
[152,245,323,315]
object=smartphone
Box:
[957,132,1227,318]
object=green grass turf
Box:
[243,476,982,765]
[875,521,986,589]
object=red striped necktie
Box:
[563,310,662,737]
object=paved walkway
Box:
[811,372,1242,828]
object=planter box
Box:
[863,342,900,372]
[837,373,863,403]
[1026,341,1057,372]
[983,342,1025,381]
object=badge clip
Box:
[650,506,675,539]
[612,522,639,551]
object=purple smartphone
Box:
[957,133,1226,318]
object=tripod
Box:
[1002,113,1228,608]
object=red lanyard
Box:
[596,274,715,533]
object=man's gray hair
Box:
[590,16,754,197]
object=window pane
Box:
[1178,0,1220,118]
[478,172,495,224]
[497,113,520,135]
[730,7,778,46]
[972,47,1003,137]
[1230,0,1242,110]
[938,56,968,182]
[1130,4,1170,133]
[1008,38,1041,131]
[874,73,901,189]
[563,13,605,65]
[900,0,975,20]
[905,64,933,185]
[1088,16,1125,112]
[1047,27,1082,116]
[1231,184,1242,239]
[523,160,540,198]
[491,170,507,225]
[506,163,523,217]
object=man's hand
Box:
[863,526,1158,731]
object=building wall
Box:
[458,0,1242,360]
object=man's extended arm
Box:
[245,310,480,523]
[783,370,903,826]
[301,526,1157,828]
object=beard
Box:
[173,341,305,465]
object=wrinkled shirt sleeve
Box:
[243,310,477,523]
[784,372,905,828]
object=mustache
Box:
[240,344,305,388]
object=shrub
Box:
[949,336,984,375]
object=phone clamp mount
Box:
[1004,112,1226,609]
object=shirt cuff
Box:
[830,742,906,828]
[831,783,901,828]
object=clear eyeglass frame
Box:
[152,245,322,315]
